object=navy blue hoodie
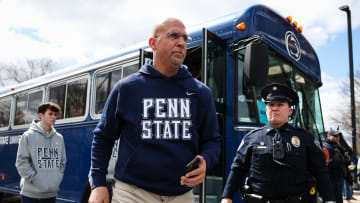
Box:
[91,63,221,195]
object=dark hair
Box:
[38,102,61,114]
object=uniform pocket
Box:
[251,147,277,182]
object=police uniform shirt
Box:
[222,123,334,201]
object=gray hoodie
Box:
[15,120,66,199]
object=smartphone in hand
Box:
[185,157,200,173]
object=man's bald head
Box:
[148,18,187,78]
[151,18,186,38]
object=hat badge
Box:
[272,86,277,91]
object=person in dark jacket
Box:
[325,129,350,203]
[89,18,221,203]
[221,83,335,203]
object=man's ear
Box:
[288,107,293,116]
[149,37,157,50]
[38,113,43,120]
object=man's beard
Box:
[170,57,184,67]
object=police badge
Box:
[291,136,301,148]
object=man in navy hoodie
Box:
[89,18,221,203]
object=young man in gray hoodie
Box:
[16,102,67,203]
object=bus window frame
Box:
[11,88,45,129]
[90,59,139,120]
[234,45,261,125]
[0,96,13,131]
[91,63,123,120]
[47,74,91,124]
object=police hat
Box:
[261,83,299,106]
[328,128,341,137]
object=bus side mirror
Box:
[244,42,269,85]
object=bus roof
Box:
[0,4,321,97]
[239,5,321,86]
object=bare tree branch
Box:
[331,72,360,153]
[0,58,57,87]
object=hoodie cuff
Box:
[200,154,210,170]
[91,173,107,190]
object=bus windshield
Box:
[236,45,325,138]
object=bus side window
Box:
[66,78,88,118]
[0,98,11,128]
[95,68,122,115]
[49,84,66,119]
[94,62,138,115]
[14,90,43,126]
[123,64,138,79]
[28,91,43,122]
[15,94,27,125]
[49,77,88,120]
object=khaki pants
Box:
[112,180,194,203]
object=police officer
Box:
[325,128,350,203]
[221,83,335,203]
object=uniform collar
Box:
[265,123,292,135]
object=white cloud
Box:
[1,0,358,68]
[319,72,353,144]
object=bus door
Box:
[200,28,226,203]
[139,48,153,68]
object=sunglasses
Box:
[167,32,192,42]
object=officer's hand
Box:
[221,198,232,203]
[89,186,109,203]
[180,155,206,187]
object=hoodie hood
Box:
[139,63,193,80]
[29,120,57,138]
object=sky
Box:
[0,0,359,142]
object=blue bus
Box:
[0,4,325,203]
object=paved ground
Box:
[1,194,20,203]
[345,189,360,203]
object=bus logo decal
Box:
[285,31,301,61]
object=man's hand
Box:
[89,186,109,203]
[221,198,232,203]
[180,155,206,187]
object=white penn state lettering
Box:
[155,98,166,118]
[180,98,191,118]
[163,120,172,139]
[153,120,162,139]
[167,98,178,118]
[141,120,152,139]
[141,98,192,140]
[182,120,192,140]
[172,120,181,139]
[143,99,154,118]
